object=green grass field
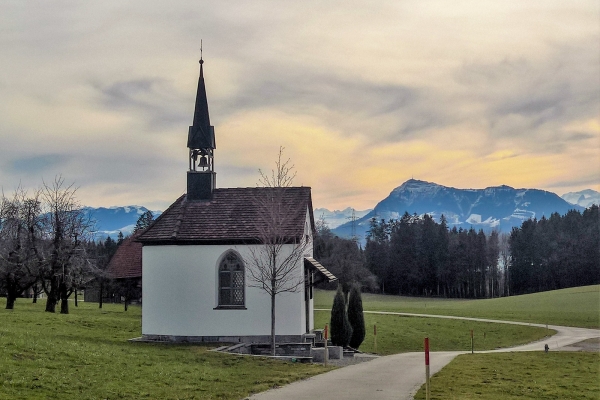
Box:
[0,300,331,400]
[413,352,600,400]
[2,285,597,399]
[314,311,552,355]
[315,285,600,328]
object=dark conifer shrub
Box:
[348,284,366,349]
[330,286,353,347]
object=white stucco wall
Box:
[142,243,309,337]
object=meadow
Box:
[314,311,552,355]
[413,352,600,400]
[315,284,600,328]
[1,285,597,399]
[0,300,331,400]
[317,285,600,397]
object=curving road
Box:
[246,312,600,400]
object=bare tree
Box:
[38,177,95,314]
[0,187,43,309]
[244,147,310,355]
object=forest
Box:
[316,205,599,298]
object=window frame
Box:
[215,250,246,310]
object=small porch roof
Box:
[304,257,337,284]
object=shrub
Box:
[348,284,366,349]
[330,286,352,347]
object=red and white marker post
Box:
[424,337,430,400]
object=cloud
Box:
[547,174,600,191]
[93,78,189,131]
[9,154,69,175]
[0,1,598,210]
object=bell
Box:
[198,155,208,168]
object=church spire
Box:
[187,43,216,201]
[191,43,210,129]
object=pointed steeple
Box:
[192,56,211,130]
[187,45,216,201]
[187,48,215,152]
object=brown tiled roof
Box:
[137,187,314,245]
[107,234,142,279]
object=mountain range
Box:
[331,179,596,243]
[314,207,372,229]
[561,189,600,208]
[86,181,597,242]
[84,206,162,239]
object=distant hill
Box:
[333,179,585,243]
[561,189,600,208]
[84,206,162,240]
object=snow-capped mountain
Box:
[333,179,585,242]
[83,205,162,239]
[88,203,369,239]
[314,207,372,229]
[561,189,600,208]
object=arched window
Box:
[218,251,245,307]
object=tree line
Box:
[364,213,501,298]
[509,205,599,295]
[0,177,152,312]
[316,206,598,299]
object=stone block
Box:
[311,347,326,363]
[327,346,343,359]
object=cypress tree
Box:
[330,286,352,347]
[347,285,366,349]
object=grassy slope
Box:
[315,285,600,328]
[0,300,331,400]
[413,352,600,400]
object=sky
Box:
[1,1,599,211]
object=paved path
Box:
[246,312,600,400]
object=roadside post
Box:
[470,329,474,354]
[374,323,377,353]
[324,324,329,366]
[424,337,430,400]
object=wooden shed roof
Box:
[107,234,142,279]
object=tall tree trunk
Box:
[74,288,78,307]
[271,290,276,356]
[270,255,277,357]
[32,284,38,303]
[6,285,16,310]
[98,280,103,309]
[45,276,58,313]
[6,296,15,309]
[5,277,18,309]
[59,281,69,314]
